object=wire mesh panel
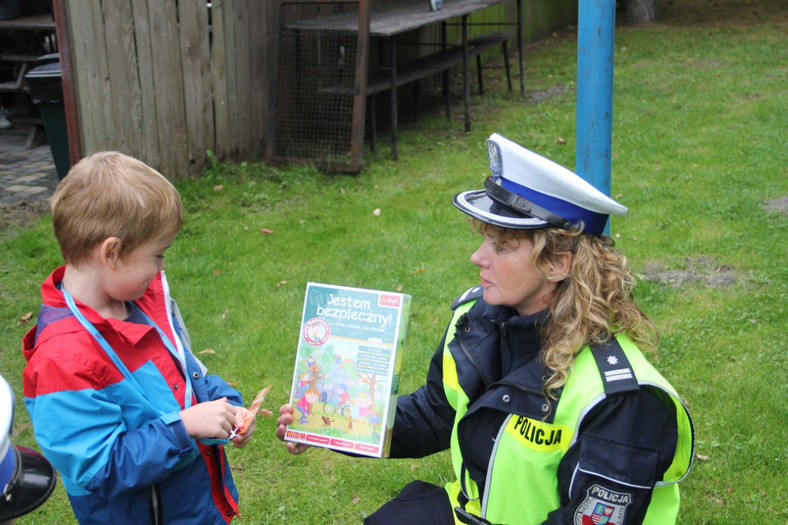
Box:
[268,1,369,172]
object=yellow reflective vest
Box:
[441,299,694,525]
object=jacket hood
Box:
[22,267,170,364]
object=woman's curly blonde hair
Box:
[475,220,657,399]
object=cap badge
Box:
[487,140,502,179]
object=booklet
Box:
[284,282,411,458]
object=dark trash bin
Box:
[26,57,70,181]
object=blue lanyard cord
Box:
[128,302,193,410]
[60,286,193,411]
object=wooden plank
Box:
[0,54,44,62]
[234,0,252,157]
[0,15,55,30]
[148,1,188,178]
[89,1,116,150]
[215,0,234,157]
[65,1,102,153]
[223,0,240,157]
[130,0,161,169]
[249,0,268,155]
[211,0,231,159]
[102,0,141,156]
[178,0,214,174]
[286,0,506,36]
[53,0,82,164]
[318,32,511,95]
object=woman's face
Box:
[470,230,557,316]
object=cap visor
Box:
[0,446,57,521]
[452,190,549,229]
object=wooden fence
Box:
[53,0,574,180]
[57,0,273,180]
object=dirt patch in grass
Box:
[763,196,788,217]
[639,256,738,288]
[0,199,50,242]
[657,0,788,28]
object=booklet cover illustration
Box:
[284,282,411,457]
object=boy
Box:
[22,151,255,524]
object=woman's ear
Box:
[99,237,123,269]
[548,252,573,281]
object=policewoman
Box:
[364,133,695,524]
[0,374,56,524]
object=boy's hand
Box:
[228,405,266,448]
[275,404,312,455]
[228,397,273,448]
[230,408,254,448]
[179,397,236,439]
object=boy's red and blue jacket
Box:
[22,267,242,524]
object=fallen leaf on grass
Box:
[198,348,216,355]
[213,184,223,192]
[372,208,381,216]
[276,280,288,288]
[260,228,274,234]
[213,269,222,276]
[350,496,360,505]
[18,312,33,325]
[695,453,710,461]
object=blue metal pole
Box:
[576,0,616,229]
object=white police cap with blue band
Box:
[453,133,627,235]
[1,374,56,521]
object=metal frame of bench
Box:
[268,0,519,172]
[364,31,513,154]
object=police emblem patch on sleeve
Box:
[574,484,631,525]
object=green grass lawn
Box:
[1,1,786,523]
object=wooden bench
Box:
[318,32,513,153]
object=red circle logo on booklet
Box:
[303,317,330,346]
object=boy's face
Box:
[107,234,175,302]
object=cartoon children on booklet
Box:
[296,387,320,424]
[334,383,351,407]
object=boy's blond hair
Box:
[51,151,184,267]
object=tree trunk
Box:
[626,0,656,25]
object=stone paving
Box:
[0,129,59,205]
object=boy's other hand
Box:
[275,404,312,455]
